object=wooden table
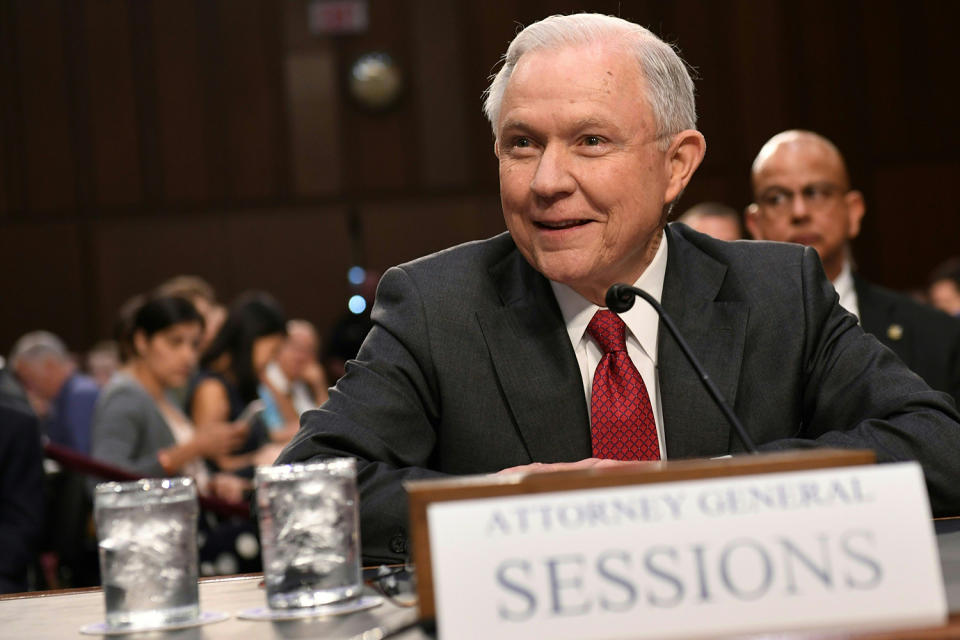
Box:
[5,523,960,639]
[0,575,424,639]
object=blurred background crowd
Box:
[1,0,958,594]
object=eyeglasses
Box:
[755,182,846,218]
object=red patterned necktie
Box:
[587,309,660,460]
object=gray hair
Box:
[483,13,697,149]
[9,330,68,368]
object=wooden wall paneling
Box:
[360,195,503,271]
[195,0,230,201]
[223,207,351,331]
[215,0,284,201]
[0,223,87,352]
[285,50,342,196]
[666,0,745,207]
[127,0,162,207]
[84,0,142,208]
[902,2,959,159]
[151,0,210,203]
[459,0,519,191]
[337,0,418,193]
[858,1,905,164]
[16,0,77,213]
[91,215,237,340]
[864,165,960,290]
[0,1,15,216]
[410,0,470,189]
[729,0,791,159]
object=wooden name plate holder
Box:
[405,449,877,622]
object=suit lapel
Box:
[477,249,592,462]
[855,276,901,352]
[659,225,749,458]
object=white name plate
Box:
[427,462,945,639]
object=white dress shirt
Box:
[832,260,860,321]
[549,230,668,459]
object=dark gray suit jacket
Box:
[855,275,960,404]
[279,223,960,562]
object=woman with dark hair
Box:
[91,296,248,501]
[189,292,288,473]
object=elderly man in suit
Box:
[278,14,960,563]
[745,130,960,404]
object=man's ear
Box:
[664,130,706,204]
[493,138,500,159]
[744,203,764,239]
[844,189,866,239]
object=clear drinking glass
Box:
[255,458,362,609]
[94,477,200,629]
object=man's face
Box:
[495,42,692,304]
[929,279,960,316]
[277,326,317,380]
[684,215,742,242]
[746,139,864,281]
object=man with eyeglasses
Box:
[746,129,960,403]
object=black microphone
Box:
[605,283,758,454]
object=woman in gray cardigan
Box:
[91,297,248,502]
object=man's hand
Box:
[496,458,654,475]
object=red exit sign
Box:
[308,0,369,35]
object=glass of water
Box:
[255,458,362,609]
[94,477,200,629]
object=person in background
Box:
[258,319,329,441]
[0,401,44,594]
[745,130,960,404]
[929,257,960,317]
[9,331,99,455]
[85,340,120,388]
[676,201,744,241]
[91,297,249,502]
[155,275,226,353]
[322,269,381,383]
[190,292,288,475]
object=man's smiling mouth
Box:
[535,219,591,229]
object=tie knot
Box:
[587,310,627,354]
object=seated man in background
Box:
[929,257,960,317]
[0,401,44,593]
[9,331,99,455]
[676,201,744,241]
[259,319,329,441]
[279,14,960,563]
[745,130,960,404]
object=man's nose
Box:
[529,144,575,200]
[789,192,810,220]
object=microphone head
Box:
[605,283,635,313]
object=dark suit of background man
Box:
[278,15,960,563]
[745,130,960,404]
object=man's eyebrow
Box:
[499,119,535,133]
[570,117,613,130]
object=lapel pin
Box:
[887,324,904,341]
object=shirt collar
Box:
[550,230,668,363]
[831,258,860,320]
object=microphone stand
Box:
[605,283,758,454]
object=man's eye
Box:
[763,193,788,207]
[513,137,531,148]
[584,135,602,146]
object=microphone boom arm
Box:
[605,283,758,454]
